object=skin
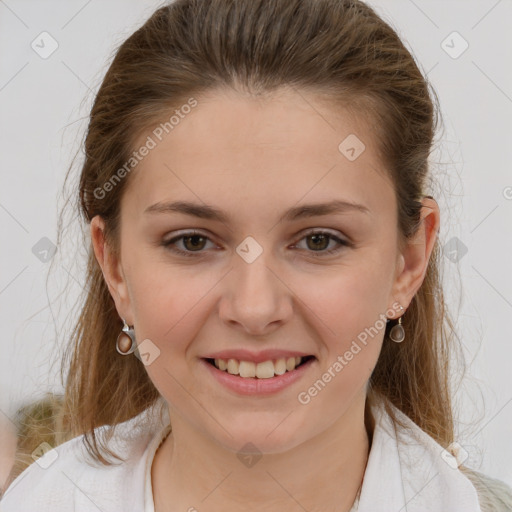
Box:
[91,86,440,512]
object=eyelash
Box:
[162,229,351,259]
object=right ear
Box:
[90,215,133,323]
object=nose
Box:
[218,251,293,336]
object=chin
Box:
[211,423,307,456]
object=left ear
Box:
[390,197,440,312]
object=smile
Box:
[201,355,317,395]
[205,356,316,379]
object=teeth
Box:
[274,358,287,375]
[227,358,239,375]
[239,360,256,378]
[286,357,297,371]
[256,360,275,379]
[212,356,306,378]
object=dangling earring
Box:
[116,317,137,355]
[389,305,405,343]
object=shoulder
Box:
[0,401,169,512]
[1,435,105,511]
[0,433,149,512]
[460,466,512,512]
[368,397,512,511]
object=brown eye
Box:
[182,234,208,251]
[162,230,216,258]
[294,230,351,258]
[306,233,330,251]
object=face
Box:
[92,86,434,454]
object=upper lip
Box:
[202,349,314,364]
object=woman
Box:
[2,0,511,510]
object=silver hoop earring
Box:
[389,305,405,343]
[116,318,137,355]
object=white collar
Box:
[358,397,482,511]
[139,396,482,512]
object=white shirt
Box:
[0,396,481,511]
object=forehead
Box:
[122,87,394,221]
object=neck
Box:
[152,393,373,512]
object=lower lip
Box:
[200,357,316,395]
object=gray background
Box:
[1,0,511,486]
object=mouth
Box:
[202,355,317,379]
[200,355,317,395]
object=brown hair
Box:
[23,0,468,470]
[5,393,73,489]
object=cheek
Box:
[124,245,224,369]
[129,268,209,345]
[126,261,216,400]
[303,259,391,324]
[293,254,392,368]
[293,272,387,410]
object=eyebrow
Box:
[144,199,371,223]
